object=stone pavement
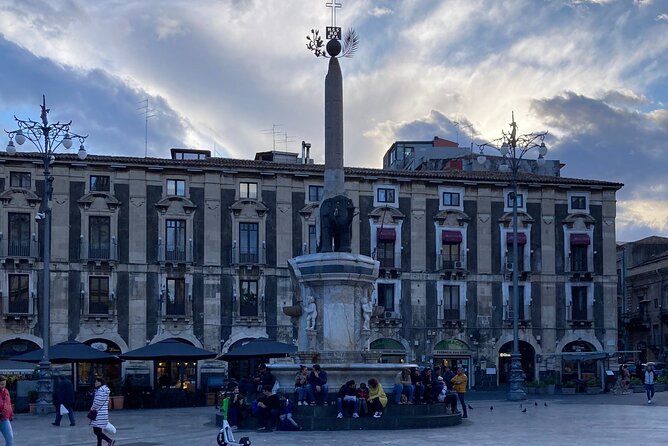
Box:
[16,391,668,445]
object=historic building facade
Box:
[0,147,621,387]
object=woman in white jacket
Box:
[90,377,115,446]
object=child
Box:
[356,382,369,416]
[278,393,301,431]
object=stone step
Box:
[294,402,452,417]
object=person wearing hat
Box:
[336,380,359,418]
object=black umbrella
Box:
[219,338,297,361]
[13,341,121,364]
[119,338,217,361]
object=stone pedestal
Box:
[288,252,379,363]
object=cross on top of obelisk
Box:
[326,0,342,40]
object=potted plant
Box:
[536,381,548,394]
[524,380,538,394]
[561,381,576,394]
[655,374,668,392]
[586,378,601,394]
[630,377,644,393]
[110,388,124,410]
[544,375,556,395]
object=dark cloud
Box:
[0,35,190,158]
[390,110,478,146]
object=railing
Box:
[231,243,266,265]
[88,301,111,315]
[157,238,193,264]
[2,292,36,317]
[566,305,591,325]
[443,308,460,321]
[437,254,467,271]
[80,236,118,262]
[1,234,37,259]
[503,304,527,322]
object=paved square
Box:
[15,392,666,445]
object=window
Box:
[239,182,258,199]
[8,274,29,314]
[442,243,460,269]
[239,280,258,317]
[165,278,186,316]
[309,185,324,202]
[166,179,186,197]
[165,220,186,261]
[507,192,524,208]
[239,222,259,263]
[571,195,587,211]
[8,213,31,257]
[377,283,395,312]
[508,285,525,320]
[89,216,111,259]
[443,285,459,320]
[571,286,588,320]
[90,175,110,192]
[308,225,317,254]
[9,172,30,188]
[443,191,460,207]
[89,276,110,315]
[376,240,395,268]
[377,188,396,204]
[571,245,588,272]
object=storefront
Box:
[80,339,123,393]
[498,340,536,384]
[433,339,472,388]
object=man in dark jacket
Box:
[256,386,281,431]
[336,380,359,418]
[306,364,329,405]
[52,375,76,426]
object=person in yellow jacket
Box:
[367,378,388,418]
[450,368,468,419]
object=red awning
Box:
[570,233,590,246]
[506,232,527,245]
[442,230,463,244]
[377,228,396,242]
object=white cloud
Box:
[658,13,668,22]
[369,7,392,17]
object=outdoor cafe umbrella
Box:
[218,338,297,361]
[13,341,121,364]
[0,359,37,375]
[119,338,217,361]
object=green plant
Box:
[525,380,539,388]
[543,374,556,385]
[587,378,599,387]
[630,377,642,386]
[563,381,576,388]
[657,375,668,384]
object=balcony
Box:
[80,237,118,263]
[442,309,463,327]
[566,306,593,327]
[437,254,467,274]
[622,310,650,330]
[158,239,193,265]
[1,236,38,263]
[503,304,530,327]
[231,245,266,266]
[1,293,36,321]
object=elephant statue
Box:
[319,195,355,253]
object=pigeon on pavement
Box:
[521,408,527,413]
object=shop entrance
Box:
[432,339,472,388]
[498,341,535,384]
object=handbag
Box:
[87,410,98,421]
[59,404,69,415]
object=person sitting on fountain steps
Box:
[306,364,329,406]
[367,378,387,418]
[336,380,360,419]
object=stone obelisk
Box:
[324,41,345,200]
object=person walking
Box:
[52,375,76,427]
[90,377,114,446]
[0,376,14,446]
[451,368,468,419]
[645,363,657,404]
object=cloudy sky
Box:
[0,0,666,242]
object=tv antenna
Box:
[454,120,473,147]
[282,132,296,151]
[138,99,156,157]
[262,124,283,151]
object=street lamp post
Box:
[477,112,547,401]
[5,95,87,414]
